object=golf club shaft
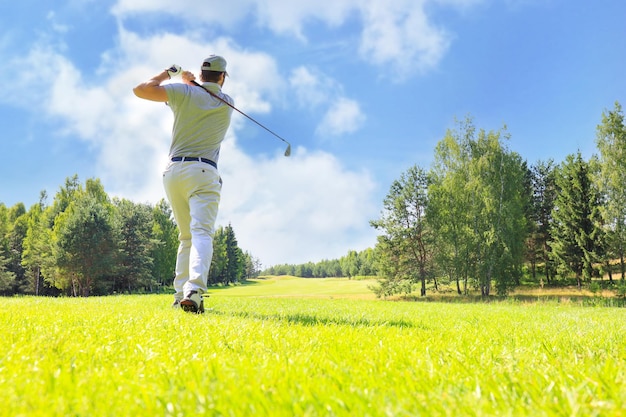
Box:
[191,80,291,148]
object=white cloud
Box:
[111,0,256,27]
[289,66,366,137]
[358,0,451,79]
[289,67,330,108]
[112,0,354,40]
[252,0,356,40]
[111,0,470,80]
[46,11,71,34]
[217,144,379,266]
[317,97,366,137]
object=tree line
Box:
[3,103,624,298]
[262,248,377,278]
[265,103,626,298]
[0,175,259,296]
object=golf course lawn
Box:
[1,276,625,416]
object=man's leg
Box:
[183,188,220,295]
[173,238,191,302]
[163,163,192,303]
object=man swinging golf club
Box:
[133,55,233,313]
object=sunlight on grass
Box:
[2,280,626,416]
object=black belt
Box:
[171,156,217,169]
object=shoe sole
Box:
[180,299,205,314]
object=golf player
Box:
[133,55,233,313]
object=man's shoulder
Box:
[221,92,234,106]
[165,83,193,94]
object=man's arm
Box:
[133,70,198,102]
[133,71,170,102]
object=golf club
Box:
[190,80,291,157]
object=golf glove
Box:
[166,64,182,78]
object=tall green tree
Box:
[114,199,155,293]
[468,127,527,295]
[5,203,28,294]
[224,224,243,285]
[208,226,228,285]
[21,196,51,295]
[371,165,433,297]
[340,250,361,278]
[358,248,377,276]
[44,175,82,228]
[39,177,84,291]
[207,224,245,285]
[527,160,558,285]
[429,119,527,295]
[550,152,604,288]
[54,187,117,296]
[0,203,8,257]
[0,203,16,294]
[242,251,261,279]
[428,121,475,294]
[0,254,16,294]
[150,199,178,288]
[595,101,626,280]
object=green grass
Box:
[2,277,626,416]
[212,276,378,299]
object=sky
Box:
[0,0,624,267]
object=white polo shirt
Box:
[164,82,233,164]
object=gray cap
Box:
[201,55,228,75]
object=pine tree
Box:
[223,224,243,285]
[528,160,558,285]
[550,152,604,288]
[370,165,433,297]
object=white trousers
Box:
[163,160,221,300]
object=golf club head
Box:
[284,144,291,157]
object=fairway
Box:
[2,278,626,416]
[210,276,379,299]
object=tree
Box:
[207,224,246,285]
[595,101,626,280]
[21,197,51,295]
[358,248,377,276]
[5,203,28,294]
[0,254,16,294]
[44,175,82,228]
[223,224,243,285]
[242,251,261,279]
[428,119,528,295]
[428,120,482,295]
[340,250,360,278]
[550,152,604,288]
[150,199,178,288]
[208,226,228,285]
[114,199,155,293]
[39,176,84,291]
[55,195,117,296]
[467,126,527,295]
[527,160,558,286]
[371,165,433,297]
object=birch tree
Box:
[429,118,528,295]
[595,102,626,280]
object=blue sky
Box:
[1,0,624,267]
